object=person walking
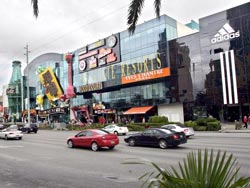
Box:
[247,115,250,129]
[243,115,248,128]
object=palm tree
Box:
[31,0,161,35]
[31,0,39,18]
[123,149,250,188]
[127,0,161,35]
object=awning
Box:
[123,106,154,115]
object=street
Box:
[0,130,249,188]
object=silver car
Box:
[161,124,195,138]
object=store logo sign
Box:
[211,23,240,44]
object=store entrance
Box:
[224,105,250,122]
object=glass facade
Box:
[72,15,178,115]
[18,2,250,123]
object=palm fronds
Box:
[127,0,161,35]
[123,149,250,188]
[31,0,39,18]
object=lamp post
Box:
[24,44,30,126]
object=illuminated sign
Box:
[38,67,63,101]
[79,82,103,93]
[78,34,120,73]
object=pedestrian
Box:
[247,115,250,129]
[243,115,248,128]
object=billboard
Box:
[78,33,120,73]
[38,67,63,101]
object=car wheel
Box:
[114,131,118,135]
[186,136,190,138]
[67,140,74,148]
[91,142,99,151]
[128,138,135,146]
[19,137,22,140]
[109,146,115,150]
[159,139,168,149]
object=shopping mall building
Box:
[16,2,250,124]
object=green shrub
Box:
[193,125,207,131]
[126,124,145,131]
[196,117,207,126]
[148,116,168,123]
[124,149,250,188]
[184,120,197,127]
[207,121,221,131]
[206,117,218,122]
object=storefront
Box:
[20,2,250,123]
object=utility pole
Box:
[24,44,30,126]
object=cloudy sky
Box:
[0,0,249,93]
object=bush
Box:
[148,116,168,123]
[195,117,207,126]
[125,149,250,188]
[184,120,197,127]
[193,125,207,131]
[126,124,145,131]
[207,121,221,131]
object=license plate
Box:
[111,141,115,144]
[180,135,183,138]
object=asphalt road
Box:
[0,130,249,188]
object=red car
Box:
[67,129,119,151]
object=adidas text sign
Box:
[211,23,240,44]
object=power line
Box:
[31,3,129,54]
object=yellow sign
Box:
[38,67,63,101]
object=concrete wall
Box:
[158,103,184,123]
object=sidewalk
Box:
[220,122,250,133]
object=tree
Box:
[127,0,161,35]
[30,0,162,35]
[31,0,39,18]
[123,149,250,188]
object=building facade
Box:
[18,2,250,124]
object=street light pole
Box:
[24,44,30,126]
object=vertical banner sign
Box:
[38,67,63,101]
[219,50,238,104]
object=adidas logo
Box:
[211,23,240,44]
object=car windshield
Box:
[95,130,109,135]
[160,129,173,134]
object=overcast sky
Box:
[0,0,249,93]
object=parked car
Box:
[67,129,119,151]
[124,128,187,149]
[0,124,4,130]
[161,124,195,138]
[102,124,129,135]
[19,123,38,133]
[0,127,23,140]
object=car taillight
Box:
[173,134,179,139]
[184,128,189,132]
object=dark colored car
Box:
[124,128,187,149]
[67,129,119,151]
[19,124,38,133]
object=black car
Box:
[124,128,187,149]
[19,124,38,133]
